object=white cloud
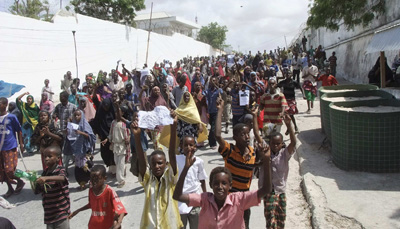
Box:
[138,0,309,53]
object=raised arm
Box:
[250,106,263,145]
[257,145,272,198]
[173,151,196,204]
[283,114,296,154]
[131,121,147,178]
[168,110,178,175]
[215,96,225,149]
[17,92,29,102]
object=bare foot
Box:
[14,180,25,194]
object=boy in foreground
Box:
[131,110,183,228]
[68,165,127,229]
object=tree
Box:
[197,22,228,50]
[71,0,145,26]
[9,0,51,20]
[307,0,385,31]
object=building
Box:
[134,12,200,38]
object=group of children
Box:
[0,94,296,229]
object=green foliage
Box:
[197,22,228,49]
[9,0,52,21]
[307,0,386,31]
[71,0,145,26]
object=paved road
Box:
[0,117,312,229]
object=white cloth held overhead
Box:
[138,106,174,129]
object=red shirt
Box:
[116,70,128,82]
[317,74,338,86]
[88,185,127,229]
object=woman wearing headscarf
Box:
[39,93,54,113]
[92,97,116,173]
[31,110,63,170]
[140,86,167,149]
[160,91,208,151]
[161,83,177,109]
[64,109,96,189]
[95,71,113,100]
[16,92,40,153]
[192,82,208,147]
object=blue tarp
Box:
[0,80,25,98]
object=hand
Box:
[43,126,50,135]
[169,109,178,122]
[101,138,108,146]
[130,121,141,135]
[122,64,125,68]
[111,221,122,229]
[36,176,46,185]
[142,85,149,90]
[40,128,45,137]
[184,150,196,168]
[250,106,259,116]
[283,113,292,126]
[20,145,24,154]
[68,211,78,219]
[303,96,307,100]
[260,143,271,161]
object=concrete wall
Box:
[292,0,400,84]
[0,11,217,102]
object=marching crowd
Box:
[0,47,339,229]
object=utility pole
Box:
[60,0,62,9]
[72,31,78,79]
[145,2,153,66]
[284,35,288,50]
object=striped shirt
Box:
[231,89,245,116]
[260,93,288,125]
[37,165,70,224]
[139,164,183,229]
[219,140,256,192]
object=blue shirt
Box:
[0,113,21,151]
[206,87,223,114]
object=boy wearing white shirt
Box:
[176,135,207,229]
[302,58,319,113]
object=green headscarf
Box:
[16,95,40,130]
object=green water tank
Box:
[318,84,379,132]
[330,99,400,172]
[321,90,395,143]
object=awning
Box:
[366,24,400,53]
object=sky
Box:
[0,0,311,53]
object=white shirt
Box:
[176,155,208,214]
[302,65,318,84]
[109,79,125,91]
[166,75,174,88]
[42,86,53,101]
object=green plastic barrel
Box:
[330,99,400,172]
[318,84,379,132]
[321,90,394,143]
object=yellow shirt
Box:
[139,164,183,229]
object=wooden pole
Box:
[380,51,386,88]
[145,2,153,66]
[72,31,78,79]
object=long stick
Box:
[72,31,79,79]
[145,2,153,66]
[380,51,386,88]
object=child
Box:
[69,165,127,229]
[35,146,70,228]
[176,135,207,228]
[64,110,96,180]
[0,97,25,198]
[173,142,271,229]
[259,78,287,136]
[215,98,257,229]
[131,110,183,229]
[31,110,63,170]
[316,68,338,86]
[101,106,130,188]
[263,114,297,229]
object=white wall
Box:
[0,11,216,102]
[292,0,400,84]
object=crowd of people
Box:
[0,48,339,229]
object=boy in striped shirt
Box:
[215,97,257,229]
[259,78,287,136]
[35,146,70,229]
